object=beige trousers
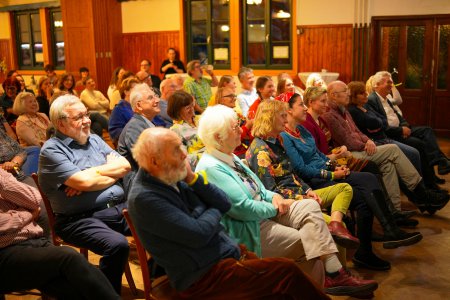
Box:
[260,199,338,286]
[351,143,422,210]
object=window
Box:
[15,10,44,69]
[13,7,65,70]
[50,8,65,69]
[243,0,292,69]
[186,0,231,69]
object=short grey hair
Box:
[198,104,237,151]
[50,94,82,129]
[132,127,172,171]
[237,67,253,81]
[130,83,152,110]
[372,71,391,88]
[160,78,172,92]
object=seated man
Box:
[117,83,160,190]
[127,127,331,300]
[236,67,258,117]
[366,71,450,176]
[39,95,132,294]
[0,168,119,300]
[321,81,449,214]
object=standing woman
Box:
[159,48,186,79]
[36,76,53,117]
[13,92,50,147]
[247,76,276,119]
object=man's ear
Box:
[214,133,222,144]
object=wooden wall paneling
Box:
[0,39,12,82]
[92,0,109,94]
[8,12,18,70]
[122,31,180,79]
[39,8,52,66]
[297,24,353,86]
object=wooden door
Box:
[372,15,450,137]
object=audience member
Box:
[80,76,110,118]
[39,95,132,294]
[160,47,186,78]
[0,168,120,300]
[322,81,449,214]
[36,76,53,117]
[128,127,331,300]
[306,73,326,88]
[236,67,258,117]
[15,75,35,94]
[140,59,161,89]
[218,75,237,92]
[108,77,139,144]
[74,66,89,95]
[55,73,77,96]
[247,76,275,119]
[117,83,160,190]
[0,77,21,124]
[196,105,378,297]
[277,72,305,96]
[158,78,177,127]
[44,64,58,85]
[168,90,205,168]
[183,60,218,113]
[108,66,126,109]
[13,92,50,147]
[366,71,450,176]
[275,77,295,102]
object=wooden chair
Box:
[122,209,178,300]
[31,173,137,296]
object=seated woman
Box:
[277,72,305,96]
[212,87,253,158]
[36,76,53,117]
[15,75,35,94]
[247,76,276,119]
[347,81,439,192]
[80,76,110,119]
[275,77,295,102]
[13,92,51,147]
[218,75,237,92]
[306,73,327,89]
[55,73,78,96]
[168,90,205,168]
[196,104,378,298]
[108,77,139,144]
[108,66,126,109]
[0,115,39,176]
[281,93,422,266]
[0,77,21,124]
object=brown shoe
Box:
[328,221,360,249]
[325,268,378,298]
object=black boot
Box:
[368,191,423,249]
[352,249,391,271]
[412,181,450,213]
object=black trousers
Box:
[0,237,119,300]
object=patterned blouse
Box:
[0,116,26,164]
[246,136,311,199]
[170,115,206,168]
[16,113,50,147]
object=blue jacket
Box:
[196,153,277,256]
[128,169,240,291]
[108,100,133,143]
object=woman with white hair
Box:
[306,73,326,89]
[196,104,378,298]
[13,92,51,147]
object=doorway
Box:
[371,15,450,137]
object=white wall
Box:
[297,0,355,25]
[370,0,450,17]
[121,0,180,33]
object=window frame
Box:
[49,7,65,70]
[14,9,43,70]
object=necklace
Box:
[284,125,305,142]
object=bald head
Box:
[327,81,349,106]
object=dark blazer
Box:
[365,92,409,139]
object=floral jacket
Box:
[170,116,206,168]
[246,136,311,199]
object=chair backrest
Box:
[122,209,153,300]
[31,173,61,246]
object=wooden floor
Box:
[6,138,450,300]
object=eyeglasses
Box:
[231,122,240,132]
[223,94,237,100]
[62,111,90,122]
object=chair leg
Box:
[80,248,89,259]
[125,263,138,296]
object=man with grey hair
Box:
[127,127,330,299]
[183,59,218,114]
[322,81,449,214]
[236,67,258,117]
[39,95,132,295]
[157,78,177,127]
[366,71,450,177]
[117,83,160,190]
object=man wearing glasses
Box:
[38,95,132,295]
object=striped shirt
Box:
[0,169,43,248]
